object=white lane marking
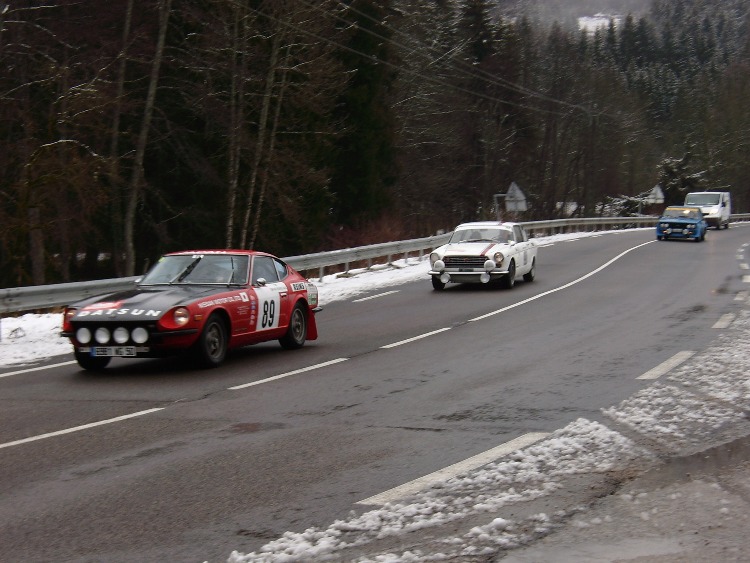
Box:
[470,240,655,322]
[228,358,348,390]
[735,291,748,301]
[637,351,695,380]
[713,313,736,329]
[357,432,550,506]
[0,408,165,450]
[381,328,452,349]
[354,290,400,303]
[740,263,749,270]
[744,275,750,283]
[0,360,77,378]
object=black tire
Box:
[74,350,111,371]
[500,260,516,289]
[194,313,228,367]
[523,258,536,282]
[280,303,307,350]
[657,235,663,240]
[431,276,446,291]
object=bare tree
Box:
[123,0,172,276]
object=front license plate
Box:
[93,346,136,357]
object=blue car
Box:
[656,206,707,242]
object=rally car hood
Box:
[438,241,510,255]
[69,285,230,321]
[660,216,701,224]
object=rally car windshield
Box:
[449,228,512,244]
[662,208,700,219]
[139,255,250,285]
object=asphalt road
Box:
[1,225,748,563]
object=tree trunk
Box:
[224,4,246,248]
[249,45,291,249]
[109,0,134,276]
[28,207,45,285]
[239,32,281,249]
[123,0,171,276]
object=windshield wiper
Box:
[171,257,202,284]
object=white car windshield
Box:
[449,228,512,244]
[140,254,250,285]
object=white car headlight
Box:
[493,252,505,266]
[484,259,496,272]
[430,252,441,266]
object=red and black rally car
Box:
[61,250,320,370]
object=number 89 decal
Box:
[254,287,281,331]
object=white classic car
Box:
[429,221,537,290]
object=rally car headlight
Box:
[484,259,496,272]
[430,252,441,267]
[493,252,505,266]
[95,327,111,344]
[76,327,92,344]
[113,327,130,344]
[132,327,149,344]
[173,307,190,327]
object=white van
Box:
[684,191,731,229]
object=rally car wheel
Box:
[195,314,228,367]
[74,350,111,371]
[431,276,446,291]
[280,303,307,350]
[523,258,536,282]
[500,260,516,289]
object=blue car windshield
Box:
[140,254,250,285]
[662,208,700,219]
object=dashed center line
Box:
[381,328,452,349]
[228,358,349,390]
[354,290,400,302]
[713,313,736,329]
[357,432,550,506]
[0,408,165,450]
[637,351,695,380]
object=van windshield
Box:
[685,193,720,205]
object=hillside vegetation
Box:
[1,0,748,286]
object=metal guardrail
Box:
[3,214,749,315]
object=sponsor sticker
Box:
[198,292,249,309]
